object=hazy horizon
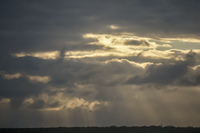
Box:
[0,0,200,128]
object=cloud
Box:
[27,75,51,83]
[127,62,188,85]
[22,92,108,111]
[0,98,10,104]
[83,33,162,49]
[0,76,46,99]
[13,51,60,60]
[178,64,200,86]
[109,25,119,30]
[65,98,106,111]
[0,71,21,79]
[125,40,151,46]
[104,59,153,69]
[1,0,200,128]
[159,37,200,43]
[0,71,51,83]
[126,51,199,85]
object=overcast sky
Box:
[1,0,200,128]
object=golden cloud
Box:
[13,51,60,60]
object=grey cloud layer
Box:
[1,0,200,53]
[1,0,200,128]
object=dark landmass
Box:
[1,126,200,133]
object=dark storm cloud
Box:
[126,51,198,85]
[178,60,200,86]
[28,99,45,109]
[42,58,144,89]
[179,73,200,86]
[127,61,188,85]
[125,40,151,46]
[28,99,60,110]
[0,76,45,98]
[0,56,49,75]
[0,75,46,108]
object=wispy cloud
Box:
[13,51,60,60]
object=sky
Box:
[0,0,200,128]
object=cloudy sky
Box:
[1,0,200,128]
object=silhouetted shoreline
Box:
[1,126,200,133]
